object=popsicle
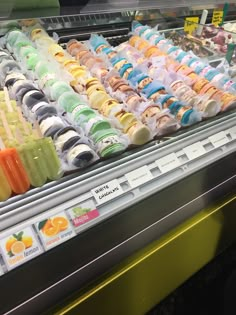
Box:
[14,116,48,188]
[0,139,12,201]
[37,136,62,181]
[0,111,30,194]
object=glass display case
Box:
[1,1,236,314]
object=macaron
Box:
[39,114,65,137]
[67,142,96,167]
[196,99,219,117]
[94,130,126,158]
[25,53,40,70]
[50,81,73,101]
[32,102,56,117]
[126,122,151,145]
[58,91,84,112]
[115,111,137,132]
[0,60,21,76]
[22,90,48,109]
[76,107,97,124]
[192,78,209,93]
[88,90,109,110]
[86,117,111,136]
[54,126,81,152]
[13,81,37,101]
[119,63,134,79]
[100,99,120,116]
[4,72,26,88]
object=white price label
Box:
[208,131,229,148]
[0,227,42,270]
[156,153,180,173]
[229,126,236,139]
[125,165,153,188]
[183,142,206,160]
[35,211,76,251]
[91,179,123,205]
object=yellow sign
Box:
[212,9,224,26]
[184,17,199,35]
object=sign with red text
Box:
[67,200,99,228]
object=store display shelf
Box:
[2,110,236,232]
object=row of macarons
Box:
[126,31,236,113]
[121,38,223,117]
[0,50,100,169]
[4,28,131,158]
[64,39,180,137]
[66,39,180,135]
[28,27,155,144]
[131,21,236,110]
[89,34,203,126]
[114,42,221,118]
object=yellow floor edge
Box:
[54,194,236,315]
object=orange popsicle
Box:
[0,164,11,201]
[0,147,30,194]
[0,111,30,194]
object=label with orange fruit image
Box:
[35,212,75,250]
[67,200,99,228]
[0,227,42,270]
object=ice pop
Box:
[0,112,30,194]
[0,162,12,202]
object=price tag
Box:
[0,227,42,270]
[91,179,123,205]
[212,9,223,26]
[156,153,180,173]
[67,200,99,228]
[228,126,236,139]
[184,17,199,34]
[35,211,76,251]
[125,165,153,188]
[183,142,206,160]
[208,131,229,148]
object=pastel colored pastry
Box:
[55,126,81,152]
[67,143,96,167]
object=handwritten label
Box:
[212,9,223,26]
[35,211,75,251]
[156,153,181,173]
[67,200,99,227]
[229,126,236,139]
[91,179,123,205]
[125,165,153,188]
[184,17,199,34]
[183,142,206,160]
[0,227,42,270]
[208,131,229,148]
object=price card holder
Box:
[91,179,123,205]
[183,142,206,160]
[0,226,42,270]
[67,200,99,228]
[125,165,153,188]
[208,131,229,148]
[229,126,236,139]
[156,153,181,173]
[212,9,223,26]
[184,17,199,34]
[35,211,76,251]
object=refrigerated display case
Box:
[1,1,236,314]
